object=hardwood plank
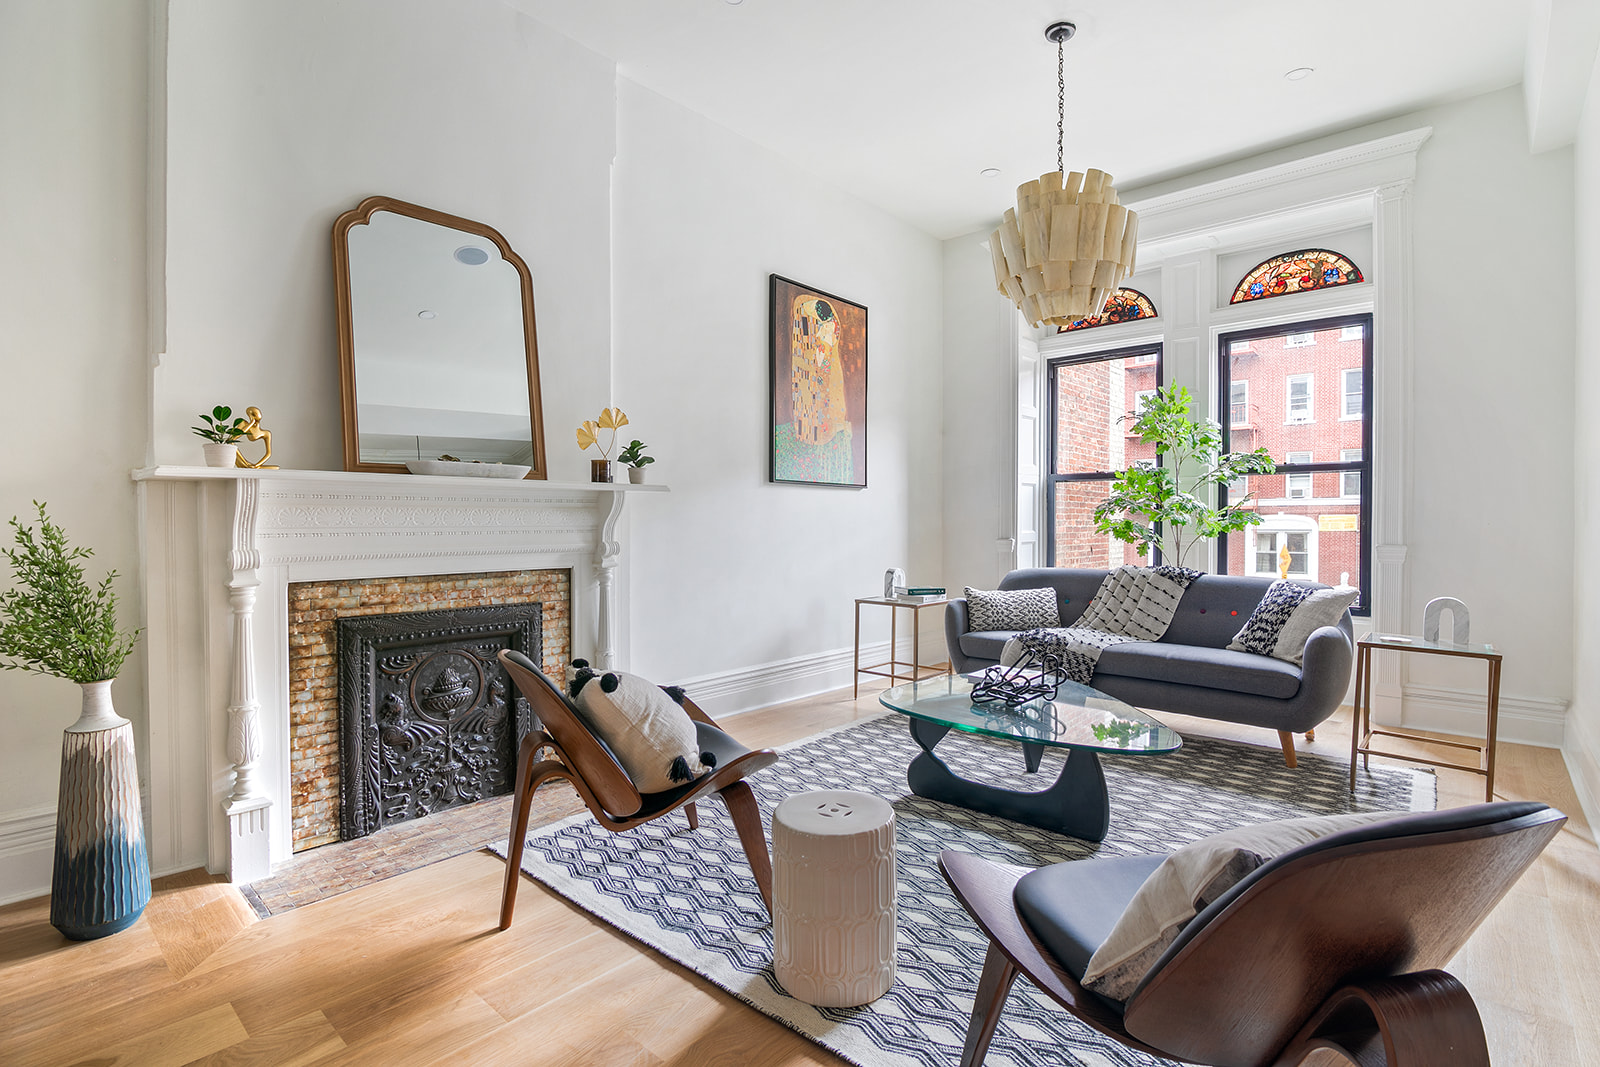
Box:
[180,1011,344,1067]
[60,1002,247,1067]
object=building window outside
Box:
[1134,389,1156,415]
[1342,368,1363,418]
[1286,375,1313,423]
[1047,344,1163,568]
[1218,313,1371,614]
[1342,449,1362,498]
[1230,380,1249,425]
[1285,331,1316,347]
[1285,451,1312,499]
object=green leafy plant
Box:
[0,503,141,683]
[1092,385,1277,569]
[191,405,248,444]
[617,440,654,469]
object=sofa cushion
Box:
[1094,641,1302,699]
[964,586,1059,632]
[1160,574,1284,648]
[959,630,1023,662]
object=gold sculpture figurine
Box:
[1278,542,1292,580]
[233,406,278,469]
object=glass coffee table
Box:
[878,674,1180,842]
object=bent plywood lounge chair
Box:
[496,649,779,929]
[940,802,1565,1067]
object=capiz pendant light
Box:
[990,21,1137,328]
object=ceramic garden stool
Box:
[771,789,897,1007]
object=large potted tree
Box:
[1092,385,1276,569]
[0,503,148,939]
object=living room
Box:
[2,1,1597,1063]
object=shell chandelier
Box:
[990,21,1138,328]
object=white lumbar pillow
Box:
[565,661,714,793]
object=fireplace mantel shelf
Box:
[133,465,668,494]
[133,463,664,884]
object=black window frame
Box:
[1217,314,1372,616]
[1046,342,1165,567]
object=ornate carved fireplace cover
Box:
[338,604,540,839]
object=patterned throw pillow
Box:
[1270,587,1359,665]
[1227,579,1318,656]
[963,586,1060,632]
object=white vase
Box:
[53,679,151,940]
[203,442,239,468]
[627,466,647,484]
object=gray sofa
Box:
[945,568,1355,766]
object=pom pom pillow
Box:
[565,660,715,793]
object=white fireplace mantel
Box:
[132,465,664,883]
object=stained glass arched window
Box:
[1056,288,1157,332]
[1230,249,1364,304]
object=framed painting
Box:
[769,274,868,487]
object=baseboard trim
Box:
[1399,683,1567,748]
[1562,717,1600,844]
[671,638,931,720]
[0,805,55,907]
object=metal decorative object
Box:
[971,648,1069,707]
[338,604,541,840]
[989,21,1139,328]
[232,406,279,469]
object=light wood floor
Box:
[2,686,1596,1067]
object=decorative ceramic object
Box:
[591,459,614,483]
[52,680,151,940]
[626,466,646,484]
[405,459,532,479]
[1423,597,1471,645]
[772,789,896,1007]
[202,442,239,468]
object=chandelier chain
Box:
[1056,35,1065,176]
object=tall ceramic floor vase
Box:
[51,680,151,940]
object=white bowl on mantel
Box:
[405,460,531,479]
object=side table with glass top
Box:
[1350,633,1502,801]
[853,596,950,698]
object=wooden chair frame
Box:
[496,650,778,930]
[941,804,1565,1067]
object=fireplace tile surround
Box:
[133,466,661,884]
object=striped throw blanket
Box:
[1000,565,1204,685]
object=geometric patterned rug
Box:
[494,713,1434,1067]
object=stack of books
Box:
[891,586,946,603]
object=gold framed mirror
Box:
[333,196,547,478]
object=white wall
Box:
[611,80,944,709]
[156,0,617,481]
[0,0,151,904]
[1568,51,1600,824]
[940,87,1577,742]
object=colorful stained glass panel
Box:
[1230,249,1364,304]
[1057,288,1158,332]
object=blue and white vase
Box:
[51,680,151,940]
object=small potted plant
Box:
[0,503,148,940]
[617,439,654,484]
[576,407,628,483]
[191,405,248,467]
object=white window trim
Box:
[1246,515,1319,579]
[1286,374,1314,424]
[1340,325,1365,342]
[1284,331,1317,347]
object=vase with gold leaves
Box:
[576,407,629,483]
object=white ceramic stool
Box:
[771,789,897,1007]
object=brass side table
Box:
[853,597,950,698]
[1349,633,1502,801]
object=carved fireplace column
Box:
[223,477,272,883]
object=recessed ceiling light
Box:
[418,310,437,320]
[724,0,744,5]
[1284,67,1314,81]
[980,167,1002,178]
[454,246,490,266]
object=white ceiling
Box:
[507,0,1531,239]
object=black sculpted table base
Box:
[907,718,1110,841]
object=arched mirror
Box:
[333,196,547,477]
